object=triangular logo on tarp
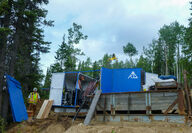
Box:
[128,71,138,79]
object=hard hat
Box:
[33,87,37,91]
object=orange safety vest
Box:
[29,92,38,104]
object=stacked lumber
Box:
[36,100,53,119]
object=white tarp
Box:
[143,72,158,91]
[49,73,65,106]
[143,72,175,91]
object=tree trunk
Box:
[165,51,168,75]
[0,0,12,121]
[176,43,179,83]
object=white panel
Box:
[51,73,65,88]
[49,88,63,105]
[49,73,65,106]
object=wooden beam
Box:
[183,70,192,116]
[164,98,178,114]
[36,100,53,119]
[42,100,53,118]
[178,90,186,115]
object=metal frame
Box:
[53,69,100,108]
[95,114,187,123]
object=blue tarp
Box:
[101,68,142,93]
[6,75,28,122]
[159,75,177,80]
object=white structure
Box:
[49,73,65,106]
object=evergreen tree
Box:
[0,0,53,121]
[136,55,151,72]
[92,61,101,78]
[55,23,87,71]
[102,54,112,68]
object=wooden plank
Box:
[164,98,178,114]
[36,100,53,119]
[84,89,101,125]
[42,100,53,118]
[36,100,48,119]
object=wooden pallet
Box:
[36,100,53,119]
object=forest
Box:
[0,0,192,124]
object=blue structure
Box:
[101,68,143,93]
[6,75,28,122]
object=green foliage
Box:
[143,21,186,79]
[123,42,138,58]
[183,3,192,80]
[44,23,88,89]
[92,61,101,78]
[102,54,112,68]
[55,23,87,71]
[0,116,5,133]
[136,55,151,72]
[0,0,9,15]
[123,42,138,67]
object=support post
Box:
[183,70,192,116]
[111,94,115,115]
[145,93,151,114]
[103,95,106,122]
[178,90,185,115]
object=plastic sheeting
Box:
[6,75,28,122]
[142,72,176,91]
[143,73,158,91]
[101,68,142,93]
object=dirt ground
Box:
[5,100,192,133]
[66,121,192,133]
[6,100,80,133]
[6,112,77,133]
[6,114,192,133]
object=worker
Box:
[77,75,85,90]
[76,75,85,106]
[28,87,40,115]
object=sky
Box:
[40,0,191,74]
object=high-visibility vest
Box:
[29,92,38,104]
